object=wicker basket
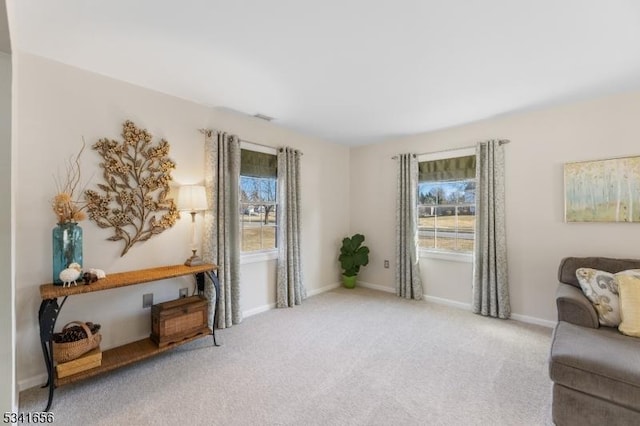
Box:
[53,321,102,363]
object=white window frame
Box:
[240,141,278,262]
[417,146,476,263]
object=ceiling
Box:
[9,0,640,146]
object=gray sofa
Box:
[549,257,640,425]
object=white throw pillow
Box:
[575,268,640,327]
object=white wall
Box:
[15,53,350,388]
[0,51,15,412]
[17,48,640,391]
[351,90,640,324]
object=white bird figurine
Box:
[59,263,82,287]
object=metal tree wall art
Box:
[85,120,179,256]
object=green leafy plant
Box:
[339,233,370,277]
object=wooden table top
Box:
[40,263,217,299]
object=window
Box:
[239,145,277,253]
[417,148,476,253]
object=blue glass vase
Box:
[52,222,83,285]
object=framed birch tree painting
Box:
[564,155,640,222]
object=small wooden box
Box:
[151,295,209,347]
[56,347,102,378]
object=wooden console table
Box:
[38,264,220,412]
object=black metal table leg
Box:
[203,271,221,346]
[38,297,66,412]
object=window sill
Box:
[419,250,473,263]
[241,250,278,264]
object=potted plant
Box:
[338,233,370,289]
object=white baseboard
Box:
[510,313,556,329]
[18,374,47,392]
[19,283,554,392]
[357,281,395,293]
[423,294,472,311]
[243,303,276,318]
[243,282,557,329]
[424,294,555,328]
[242,282,340,318]
[307,282,341,297]
[359,284,555,329]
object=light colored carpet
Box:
[20,287,554,425]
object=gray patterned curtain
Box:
[202,130,242,328]
[472,140,510,319]
[396,153,423,300]
[276,147,306,307]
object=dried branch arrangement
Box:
[85,120,179,256]
[52,141,88,224]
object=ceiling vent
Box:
[253,113,274,122]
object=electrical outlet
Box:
[384,260,389,269]
[143,293,153,308]
[179,287,188,298]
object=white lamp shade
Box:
[178,185,207,212]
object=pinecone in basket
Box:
[53,322,101,343]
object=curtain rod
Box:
[199,129,303,155]
[242,139,304,156]
[240,138,277,151]
[391,139,510,159]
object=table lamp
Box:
[178,185,207,266]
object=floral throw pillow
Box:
[575,268,640,327]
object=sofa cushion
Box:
[575,268,640,327]
[559,257,640,289]
[618,275,640,337]
[550,321,640,412]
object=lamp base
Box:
[184,249,204,266]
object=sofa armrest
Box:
[556,283,599,329]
